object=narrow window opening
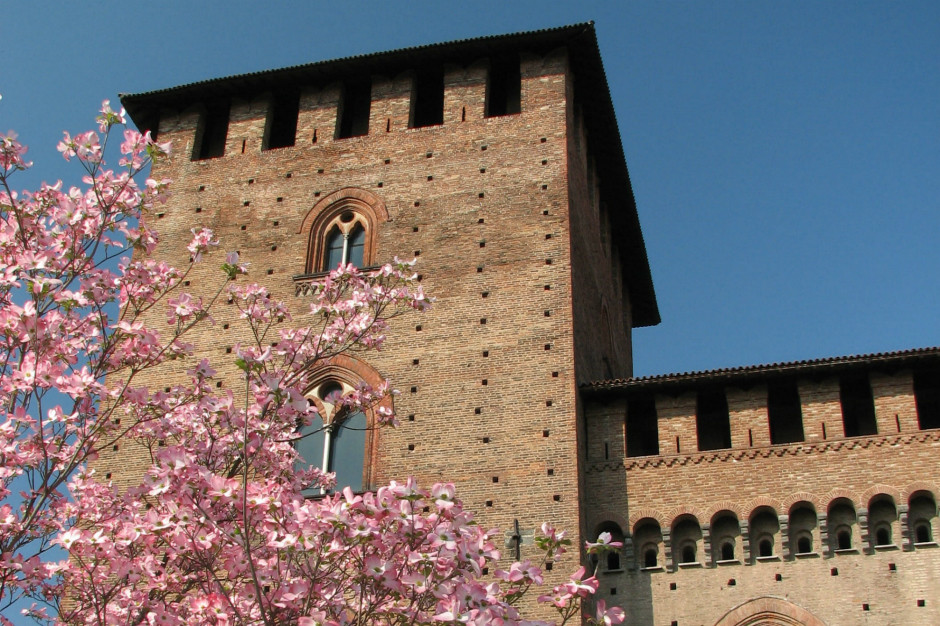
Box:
[915,523,932,543]
[264,90,300,150]
[797,536,812,554]
[876,526,891,546]
[193,100,229,160]
[840,375,878,437]
[680,545,696,564]
[758,539,773,557]
[720,542,734,561]
[606,552,621,571]
[485,54,521,117]
[644,549,657,568]
[768,381,804,444]
[410,68,444,128]
[337,79,371,139]
[627,393,659,457]
[696,389,731,451]
[913,368,940,430]
[837,530,852,550]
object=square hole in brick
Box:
[478,218,485,224]
[427,176,433,181]
[482,436,489,443]
[195,207,202,213]
[544,344,551,350]
[314,191,321,197]
[545,259,552,265]
[611,588,617,595]
[414,250,420,256]
[541,184,548,190]
[223,324,229,329]
[543,210,549,215]
[414,201,420,207]
[216,381,222,388]
[408,444,415,451]
[543,430,549,437]
[410,387,417,393]
[413,226,419,232]
[241,225,247,230]
[475,408,482,415]
[541,160,548,165]
[417,274,424,282]
[413,359,419,365]
[248,178,254,184]
[198,185,206,191]
[482,567,489,575]
[426,152,433,158]
[384,159,391,164]
[271,245,277,251]
[862,604,869,611]
[479,241,486,247]
[273,220,280,226]
[918,600,926,607]
[267,269,274,275]
[156,212,165,219]
[669,583,677,591]
[377,182,383,188]
[552,371,559,377]
[277,197,283,202]
[545,562,553,571]
[480,318,486,324]
[552,495,560,502]
[482,351,489,357]
[889,563,897,571]
[540,137,547,143]
[416,325,422,331]
[728,579,736,586]
[830,568,838,576]
[545,310,551,317]
[544,285,551,290]
[164,387,171,393]
[477,266,484,273]
[485,500,493,507]
[184,280,191,286]
[546,400,553,406]
[482,379,488,385]
[492,476,498,483]
[479,192,485,198]
[480,168,486,173]
[317,168,324,174]
[547,468,554,476]
[225,348,232,354]
[408,414,415,421]
[285,172,292,178]
[481,145,487,151]
[775,573,782,581]
[106,472,112,479]
[482,292,489,298]
[243,201,250,207]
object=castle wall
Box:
[584,369,940,625]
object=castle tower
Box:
[120,21,658,598]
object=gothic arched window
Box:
[297,380,369,495]
[300,188,388,276]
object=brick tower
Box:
[120,21,659,602]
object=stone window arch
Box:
[710,511,741,564]
[749,507,780,560]
[300,188,388,274]
[827,498,858,553]
[788,502,818,556]
[294,356,388,495]
[593,521,625,572]
[671,515,702,568]
[868,495,898,549]
[909,491,938,545]
[633,518,663,570]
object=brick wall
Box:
[584,368,940,625]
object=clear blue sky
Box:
[4,1,938,378]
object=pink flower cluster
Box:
[0,111,623,625]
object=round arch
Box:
[713,596,827,626]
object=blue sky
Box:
[4,1,938,378]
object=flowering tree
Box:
[0,106,624,626]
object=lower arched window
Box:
[297,381,368,494]
[323,218,366,270]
